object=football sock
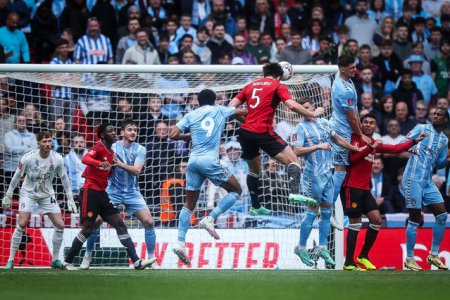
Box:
[300,209,317,247]
[332,170,346,204]
[287,163,301,194]
[247,172,261,209]
[145,227,156,258]
[319,207,332,246]
[52,228,64,262]
[65,232,87,264]
[431,212,447,255]
[8,225,24,261]
[85,227,100,257]
[359,223,381,259]
[178,207,191,243]
[406,220,419,259]
[345,223,361,266]
[118,233,139,263]
[210,192,239,220]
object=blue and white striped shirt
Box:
[107,141,146,193]
[330,75,358,138]
[50,56,73,99]
[292,118,334,176]
[402,124,448,181]
[74,34,113,64]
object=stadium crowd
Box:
[1,0,450,225]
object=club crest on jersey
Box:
[18,162,23,170]
[348,98,353,106]
[89,150,96,155]
[291,133,298,142]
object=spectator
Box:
[157,33,171,64]
[408,54,438,105]
[31,0,58,63]
[271,36,287,62]
[176,13,196,42]
[249,1,276,38]
[0,97,14,164]
[7,0,29,29]
[260,32,277,62]
[404,42,431,75]
[411,16,429,45]
[395,101,417,135]
[431,39,450,97]
[59,0,88,41]
[356,66,383,103]
[206,23,233,64]
[385,0,403,21]
[396,4,414,32]
[371,156,395,214]
[203,0,236,37]
[64,132,87,196]
[117,1,139,27]
[122,27,160,65]
[137,94,168,143]
[176,34,201,63]
[381,118,405,144]
[287,0,307,31]
[142,0,167,30]
[309,5,333,37]
[218,52,232,64]
[392,167,407,212]
[24,103,48,134]
[91,0,117,47]
[368,0,390,25]
[391,69,424,116]
[113,97,134,128]
[301,19,322,57]
[231,33,256,65]
[261,158,288,212]
[373,16,395,47]
[393,23,412,62]
[60,28,76,60]
[371,39,403,95]
[424,26,443,61]
[273,0,290,38]
[378,95,396,135]
[411,100,428,124]
[51,116,66,150]
[278,30,311,64]
[345,0,378,47]
[117,5,141,38]
[3,114,38,191]
[245,26,271,63]
[180,0,211,28]
[359,92,382,123]
[0,0,9,28]
[235,15,248,42]
[0,12,30,63]
[115,18,140,64]
[74,18,113,64]
[180,48,198,65]
[280,22,292,45]
[343,39,360,61]
[192,27,212,65]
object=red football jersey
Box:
[81,142,115,191]
[235,77,292,133]
[343,134,414,190]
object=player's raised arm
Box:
[285,99,324,117]
[331,132,366,152]
[228,97,243,108]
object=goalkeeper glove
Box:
[67,196,78,214]
[2,192,13,210]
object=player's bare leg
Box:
[80,216,104,270]
[47,212,66,269]
[173,191,200,265]
[425,203,448,270]
[5,212,31,269]
[63,220,96,270]
[245,155,271,216]
[134,209,159,269]
[356,209,381,270]
[274,146,318,206]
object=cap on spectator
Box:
[225,141,241,150]
[408,55,424,64]
[231,57,244,65]
[128,5,140,13]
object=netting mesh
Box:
[0,67,341,269]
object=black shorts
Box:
[340,187,379,219]
[79,188,119,223]
[237,128,287,160]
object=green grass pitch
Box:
[1,269,449,300]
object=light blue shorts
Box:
[331,132,350,166]
[186,156,231,191]
[108,191,148,215]
[402,179,444,209]
[301,170,334,205]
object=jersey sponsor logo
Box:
[18,162,23,170]
[89,49,106,56]
[88,150,96,155]
[348,98,353,106]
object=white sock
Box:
[52,228,64,262]
[178,241,186,248]
[9,226,24,261]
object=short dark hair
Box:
[337,55,355,67]
[121,118,137,131]
[360,44,372,51]
[37,131,52,142]
[361,113,378,123]
[56,38,69,48]
[97,122,113,139]
[263,63,283,78]
[380,39,393,48]
[402,69,413,76]
[197,89,216,106]
[436,106,450,120]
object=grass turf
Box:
[1,269,449,300]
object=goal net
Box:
[0,64,343,269]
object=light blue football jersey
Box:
[330,75,358,137]
[292,118,334,176]
[402,124,448,181]
[107,141,146,193]
[176,105,236,158]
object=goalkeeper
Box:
[2,131,77,269]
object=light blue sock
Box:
[178,207,191,242]
[210,192,239,220]
[145,228,156,257]
[319,207,332,246]
[431,213,448,255]
[406,221,419,259]
[332,170,346,204]
[300,210,317,247]
[85,227,100,255]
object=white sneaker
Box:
[148,257,161,269]
[79,255,92,270]
[62,263,78,271]
[199,216,220,240]
[134,258,154,270]
[173,245,191,265]
[330,215,343,231]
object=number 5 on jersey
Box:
[250,88,263,108]
[201,117,215,137]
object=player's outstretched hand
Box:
[415,133,428,144]
[313,107,325,117]
[317,143,331,151]
[371,139,382,150]
[67,197,78,214]
[2,192,13,210]
[99,161,112,171]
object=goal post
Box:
[0,64,343,269]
